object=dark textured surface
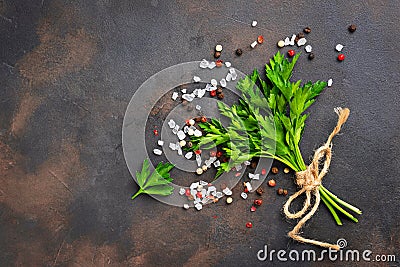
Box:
[1,0,399,266]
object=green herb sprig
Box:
[191,52,361,224]
[131,159,174,200]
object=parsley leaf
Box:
[131,159,174,200]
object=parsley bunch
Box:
[192,52,361,224]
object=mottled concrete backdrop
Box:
[1,0,399,266]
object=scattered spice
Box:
[257,35,264,44]
[210,151,217,157]
[337,54,345,61]
[271,166,279,174]
[283,167,290,174]
[217,93,224,99]
[214,51,221,58]
[250,161,257,169]
[216,60,224,67]
[254,199,263,206]
[348,24,356,33]
[244,187,249,193]
[283,189,288,196]
[277,188,284,195]
[235,48,243,56]
[261,168,267,175]
[226,197,233,204]
[210,90,217,97]
[153,129,159,136]
[216,86,223,94]
[187,141,193,148]
[246,222,253,228]
[256,187,264,196]
[298,32,305,39]
[250,206,257,212]
[196,168,203,175]
[268,179,276,187]
[216,151,223,157]
[277,40,285,48]
[215,44,223,52]
[287,49,295,57]
[304,27,311,34]
[308,53,315,60]
[195,149,202,155]
[200,116,207,123]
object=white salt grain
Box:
[297,38,307,46]
[172,92,179,101]
[185,152,193,159]
[252,20,257,27]
[193,76,201,82]
[157,140,164,146]
[305,45,312,53]
[335,44,344,52]
[327,79,333,87]
[250,41,258,48]
[153,149,162,155]
[225,61,231,68]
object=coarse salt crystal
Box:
[157,140,164,146]
[182,93,195,102]
[290,34,296,45]
[252,20,257,27]
[226,73,232,82]
[177,146,183,156]
[208,62,216,69]
[153,149,162,155]
[195,105,201,111]
[197,89,206,98]
[305,45,312,53]
[172,92,179,101]
[190,182,199,189]
[185,152,193,159]
[336,44,344,52]
[235,164,242,171]
[250,41,257,48]
[196,154,202,167]
[284,37,290,46]
[188,128,194,136]
[181,88,187,93]
[211,79,218,87]
[183,204,190,209]
[193,76,201,82]
[194,129,202,137]
[220,79,227,87]
[327,79,333,87]
[172,125,179,134]
[177,130,186,140]
[195,203,203,210]
[168,119,176,129]
[297,38,307,46]
[245,182,252,191]
[169,143,177,150]
[244,161,251,166]
[208,186,216,192]
[249,173,260,180]
[200,59,209,68]
[223,188,232,196]
[200,180,208,186]
[225,61,231,68]
[241,192,248,199]
[179,188,186,195]
[213,160,220,167]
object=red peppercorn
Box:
[268,179,276,187]
[257,35,264,44]
[216,60,223,67]
[153,129,159,136]
[246,222,253,228]
[195,149,202,155]
[200,116,207,123]
[185,119,190,126]
[288,50,295,57]
[210,151,217,157]
[250,206,257,212]
[196,192,202,198]
[254,199,263,206]
[185,188,191,196]
[210,90,217,97]
[261,168,266,175]
[337,54,345,61]
[244,187,249,193]
[216,151,223,157]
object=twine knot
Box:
[283,107,350,251]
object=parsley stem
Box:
[320,192,342,225]
[131,188,144,200]
[319,188,359,223]
[320,185,362,215]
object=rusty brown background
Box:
[1,0,399,266]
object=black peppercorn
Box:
[214,51,221,59]
[298,32,305,39]
[235,48,243,56]
[303,27,311,34]
[308,53,315,60]
[217,93,224,99]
